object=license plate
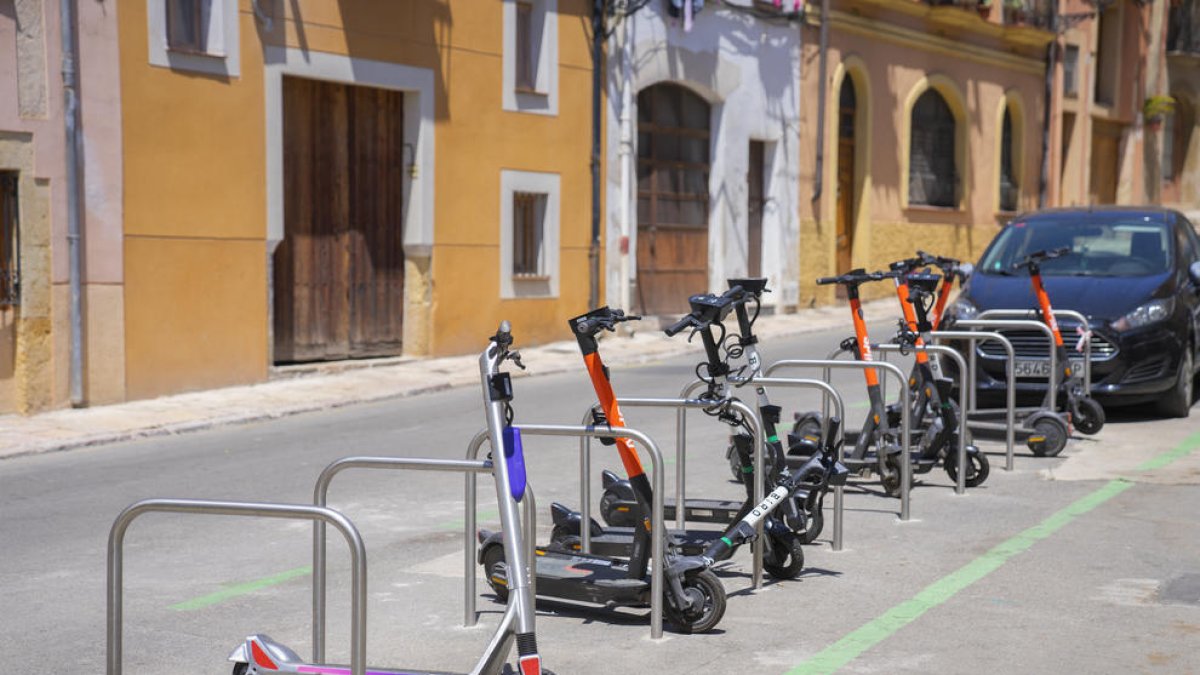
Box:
[1013,359,1084,378]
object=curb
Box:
[0,299,898,460]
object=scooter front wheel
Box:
[1072,397,1105,435]
[667,569,727,634]
[944,449,990,488]
[763,532,805,579]
[880,452,904,498]
[801,508,824,544]
[232,665,248,675]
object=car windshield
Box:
[978,213,1174,277]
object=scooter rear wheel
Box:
[481,545,510,602]
[1027,416,1069,457]
[944,449,990,488]
[1072,397,1105,435]
[667,569,727,634]
[763,532,805,579]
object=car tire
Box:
[1157,346,1195,419]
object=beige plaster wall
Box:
[799,4,1048,307]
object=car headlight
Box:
[1112,298,1174,331]
[946,297,978,322]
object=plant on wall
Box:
[1143,95,1177,123]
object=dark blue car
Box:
[942,207,1200,418]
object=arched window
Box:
[909,89,957,207]
[999,106,1018,212]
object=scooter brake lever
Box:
[508,350,526,370]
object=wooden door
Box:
[274,77,405,363]
[836,78,857,277]
[747,141,765,278]
[1089,121,1120,205]
[636,84,710,317]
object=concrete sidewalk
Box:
[0,299,897,460]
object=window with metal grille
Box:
[1063,45,1079,98]
[1,172,19,307]
[513,191,546,277]
[166,0,212,53]
[909,89,958,208]
[637,83,710,229]
[999,107,1018,212]
[515,1,537,92]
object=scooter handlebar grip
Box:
[664,316,694,337]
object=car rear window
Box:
[979,213,1174,277]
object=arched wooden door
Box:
[636,84,710,316]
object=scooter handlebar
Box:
[1013,246,1070,270]
[664,315,696,337]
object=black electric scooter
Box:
[476,308,727,633]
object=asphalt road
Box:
[2,323,1198,674]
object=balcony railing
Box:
[1168,1,1200,55]
[1003,0,1054,30]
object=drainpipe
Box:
[617,14,633,314]
[811,0,829,204]
[589,0,604,311]
[60,0,85,407]
[1039,1,1058,208]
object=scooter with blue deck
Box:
[226,322,545,675]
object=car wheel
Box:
[1157,346,1194,419]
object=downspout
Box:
[811,0,829,204]
[617,14,633,314]
[589,0,604,311]
[60,0,85,406]
[1039,1,1058,208]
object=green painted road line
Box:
[441,508,500,530]
[1135,430,1200,471]
[171,565,311,611]
[786,432,1200,675]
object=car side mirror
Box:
[1190,261,1200,286]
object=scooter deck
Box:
[231,635,462,675]
[531,547,649,606]
[565,525,724,557]
[664,498,742,524]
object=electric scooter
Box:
[476,309,728,633]
[789,269,907,496]
[883,261,989,486]
[596,279,844,545]
[1013,247,1106,437]
[228,322,544,675]
[548,296,845,577]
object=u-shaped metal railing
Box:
[107,499,367,675]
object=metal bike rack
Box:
[667,377,848,551]
[763,359,913,521]
[957,319,1059,411]
[872,343,970,494]
[466,423,671,639]
[576,397,767,587]
[107,499,368,675]
[928,330,1016,471]
[310,456,533,663]
[978,309,1093,392]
